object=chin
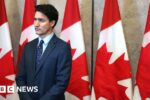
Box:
[36,32,42,35]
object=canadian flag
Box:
[92,0,132,99]
[60,0,91,100]
[16,0,37,72]
[133,5,150,100]
[0,0,19,100]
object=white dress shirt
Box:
[38,32,54,54]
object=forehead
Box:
[34,11,48,19]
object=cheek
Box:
[41,23,51,30]
[39,26,49,32]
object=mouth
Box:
[35,28,40,31]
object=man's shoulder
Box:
[57,37,67,44]
[24,38,38,47]
[55,36,70,47]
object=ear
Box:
[50,20,55,28]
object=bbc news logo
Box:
[0,86,38,93]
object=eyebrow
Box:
[34,18,45,21]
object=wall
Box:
[4,0,150,84]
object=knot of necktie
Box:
[36,40,44,66]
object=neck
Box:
[39,30,53,39]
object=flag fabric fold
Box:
[16,0,37,72]
[133,5,150,100]
[0,0,19,99]
[92,0,132,99]
[60,0,91,100]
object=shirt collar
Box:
[38,32,54,45]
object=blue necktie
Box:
[36,40,44,66]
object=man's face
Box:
[34,11,54,38]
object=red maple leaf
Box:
[94,44,131,100]
[136,43,150,100]
[66,48,91,99]
[0,50,15,98]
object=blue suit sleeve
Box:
[15,45,32,100]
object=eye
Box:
[39,19,45,22]
[34,18,37,21]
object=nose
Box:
[34,20,40,27]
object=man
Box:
[16,4,72,100]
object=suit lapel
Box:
[35,34,58,76]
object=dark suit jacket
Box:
[16,34,72,100]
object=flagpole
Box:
[91,0,94,89]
